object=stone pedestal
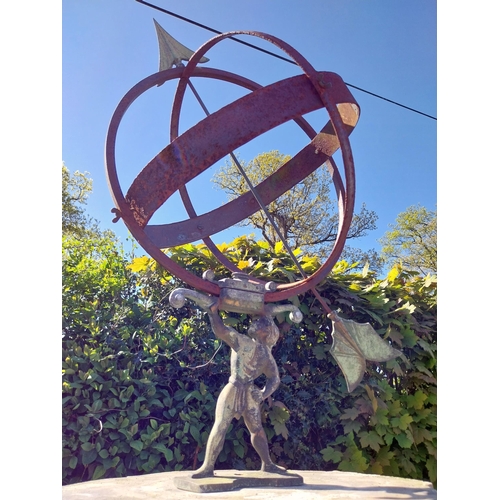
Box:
[62,469,437,499]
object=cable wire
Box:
[135,0,436,121]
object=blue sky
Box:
[63,0,436,260]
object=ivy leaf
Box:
[401,327,418,348]
[343,419,362,433]
[375,446,395,467]
[338,449,369,472]
[395,431,413,448]
[391,413,413,431]
[384,432,395,446]
[153,444,174,462]
[130,440,143,452]
[399,454,417,475]
[312,344,327,360]
[190,425,201,443]
[320,446,342,464]
[412,425,433,445]
[369,461,384,474]
[340,407,360,421]
[372,408,389,426]
[417,338,436,358]
[269,406,289,424]
[425,441,437,458]
[81,448,97,466]
[234,442,245,459]
[426,457,437,484]
[357,307,384,326]
[273,421,289,440]
[412,407,431,423]
[92,465,107,480]
[387,328,404,347]
[386,358,404,377]
[407,390,427,410]
[399,413,414,430]
[359,431,384,452]
[414,361,435,379]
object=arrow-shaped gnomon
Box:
[154,18,209,72]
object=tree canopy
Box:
[379,205,437,275]
[211,150,379,267]
[62,164,106,239]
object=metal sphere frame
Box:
[105,31,360,301]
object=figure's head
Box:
[248,316,280,347]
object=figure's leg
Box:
[243,399,287,474]
[192,384,234,478]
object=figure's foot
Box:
[261,462,288,475]
[191,466,214,479]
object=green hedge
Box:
[62,235,436,486]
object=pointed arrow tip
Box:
[152,19,209,71]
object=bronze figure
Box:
[193,301,287,478]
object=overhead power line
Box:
[135,0,437,121]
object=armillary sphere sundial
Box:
[105,21,400,493]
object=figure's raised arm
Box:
[169,289,240,350]
[206,300,240,350]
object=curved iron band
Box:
[171,31,358,301]
[125,71,355,226]
[145,118,354,248]
[105,66,353,297]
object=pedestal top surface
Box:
[62,469,437,499]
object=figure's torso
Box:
[230,338,271,383]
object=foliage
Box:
[62,235,436,487]
[379,205,437,275]
[212,150,379,267]
[62,164,100,238]
[62,233,218,483]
